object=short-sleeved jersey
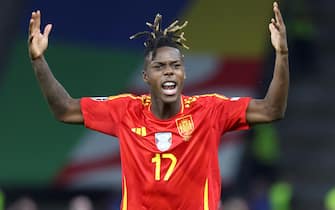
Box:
[81,94,251,210]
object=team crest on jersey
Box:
[155,132,172,152]
[176,115,194,141]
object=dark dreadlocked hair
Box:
[129,13,189,59]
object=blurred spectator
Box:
[222,197,249,210]
[286,0,317,81]
[251,124,280,183]
[6,197,38,210]
[232,124,279,209]
[248,178,271,210]
[269,181,293,210]
[69,195,93,210]
[325,188,335,210]
[104,195,122,210]
[0,190,4,210]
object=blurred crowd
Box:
[1,194,94,210]
[2,187,335,210]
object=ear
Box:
[142,70,149,84]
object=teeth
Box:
[161,81,177,95]
[162,82,176,87]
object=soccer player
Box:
[28,2,289,210]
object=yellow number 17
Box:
[151,153,177,181]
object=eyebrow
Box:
[151,60,180,65]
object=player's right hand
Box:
[28,10,52,60]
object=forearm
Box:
[31,56,73,119]
[264,51,289,119]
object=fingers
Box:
[270,18,279,30]
[28,18,34,37]
[269,22,276,33]
[273,2,284,25]
[29,10,52,40]
[43,24,53,38]
[29,10,41,36]
[270,1,286,33]
[28,16,37,44]
[35,10,41,31]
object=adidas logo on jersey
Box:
[131,127,147,136]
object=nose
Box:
[163,66,174,76]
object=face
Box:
[143,46,186,104]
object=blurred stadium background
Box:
[0,0,334,209]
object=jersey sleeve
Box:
[80,96,130,136]
[211,94,251,133]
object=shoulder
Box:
[196,94,249,102]
[186,93,230,103]
[107,94,142,101]
[180,94,229,109]
[108,94,153,109]
[183,94,250,108]
[82,94,147,105]
[197,93,230,100]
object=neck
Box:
[150,96,181,120]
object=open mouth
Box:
[161,81,177,95]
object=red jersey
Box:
[80,94,251,210]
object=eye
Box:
[153,65,162,70]
[173,64,181,69]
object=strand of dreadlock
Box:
[130,13,189,50]
[166,21,188,33]
[129,31,151,40]
[146,14,162,31]
[163,20,179,35]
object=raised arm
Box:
[28,10,83,124]
[246,2,289,125]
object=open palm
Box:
[28,10,52,60]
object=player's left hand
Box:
[269,2,288,54]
